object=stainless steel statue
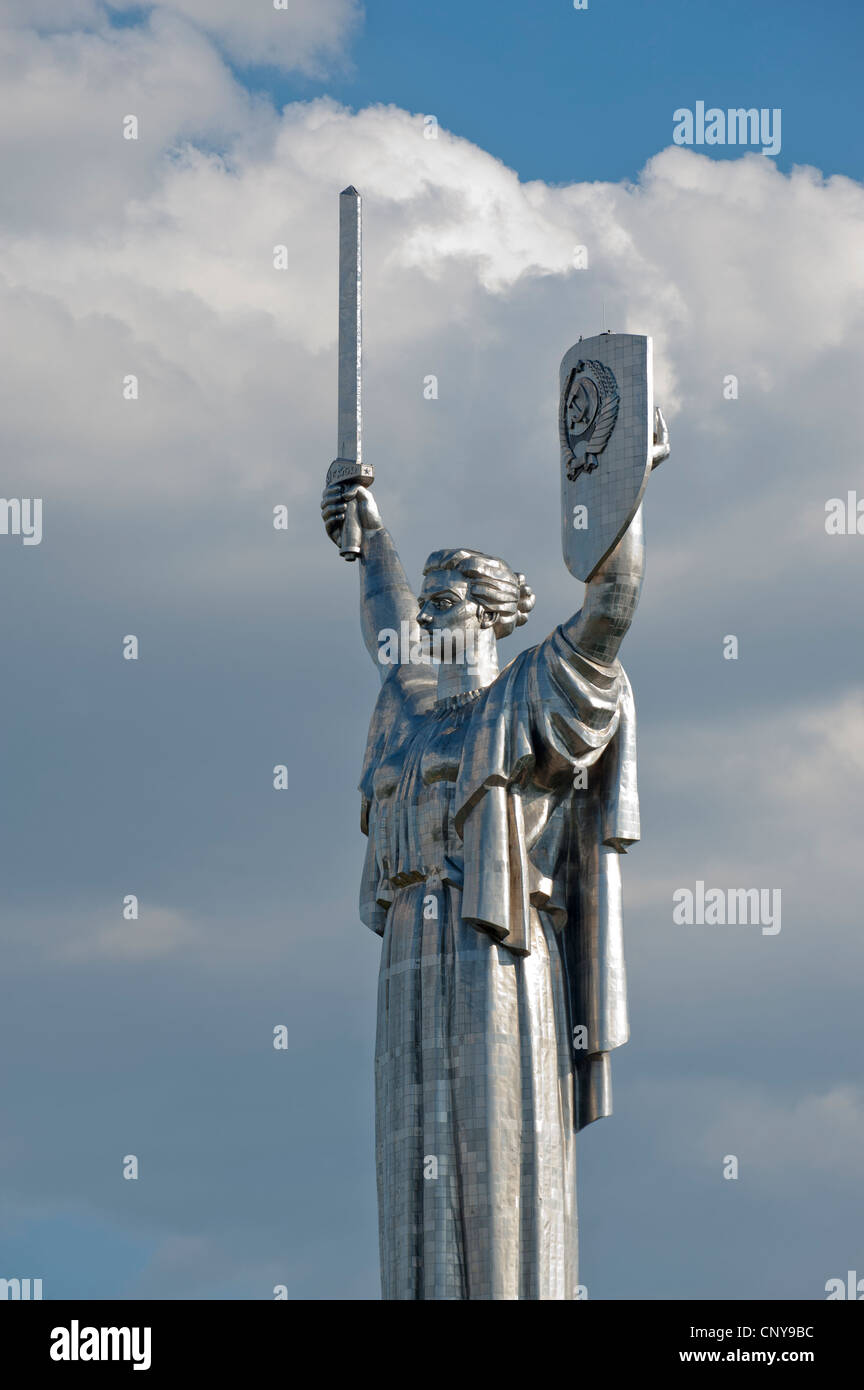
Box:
[321,188,670,1300]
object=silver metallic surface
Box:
[321,320,670,1299]
[326,186,373,559]
[337,185,361,467]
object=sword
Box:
[326,186,373,560]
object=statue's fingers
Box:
[323,482,358,506]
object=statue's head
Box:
[419,548,535,660]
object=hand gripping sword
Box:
[326,187,373,560]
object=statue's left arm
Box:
[561,504,644,665]
[561,407,668,664]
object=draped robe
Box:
[358,620,639,1299]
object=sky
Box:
[264,0,864,185]
[0,0,862,1301]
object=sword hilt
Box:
[326,458,375,561]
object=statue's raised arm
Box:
[321,483,420,675]
[562,403,669,664]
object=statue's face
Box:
[418,568,489,661]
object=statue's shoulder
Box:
[366,662,436,739]
[380,660,437,710]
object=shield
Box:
[560,333,653,582]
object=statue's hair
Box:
[423,548,535,639]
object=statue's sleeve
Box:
[359,802,388,937]
[454,622,638,850]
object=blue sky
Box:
[260,0,864,184]
[1,0,863,1302]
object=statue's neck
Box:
[435,627,498,702]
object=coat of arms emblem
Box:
[560,358,620,481]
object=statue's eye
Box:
[434,598,453,610]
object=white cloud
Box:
[638,1077,864,1192]
[643,687,864,872]
[3,76,863,536]
[0,0,362,73]
[0,0,105,26]
[141,0,363,73]
[0,16,268,231]
[55,905,205,961]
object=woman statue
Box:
[322,406,668,1300]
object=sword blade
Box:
[337,186,361,464]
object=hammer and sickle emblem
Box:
[561,359,620,481]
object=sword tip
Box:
[341,185,360,197]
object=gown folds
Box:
[358,620,639,1300]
